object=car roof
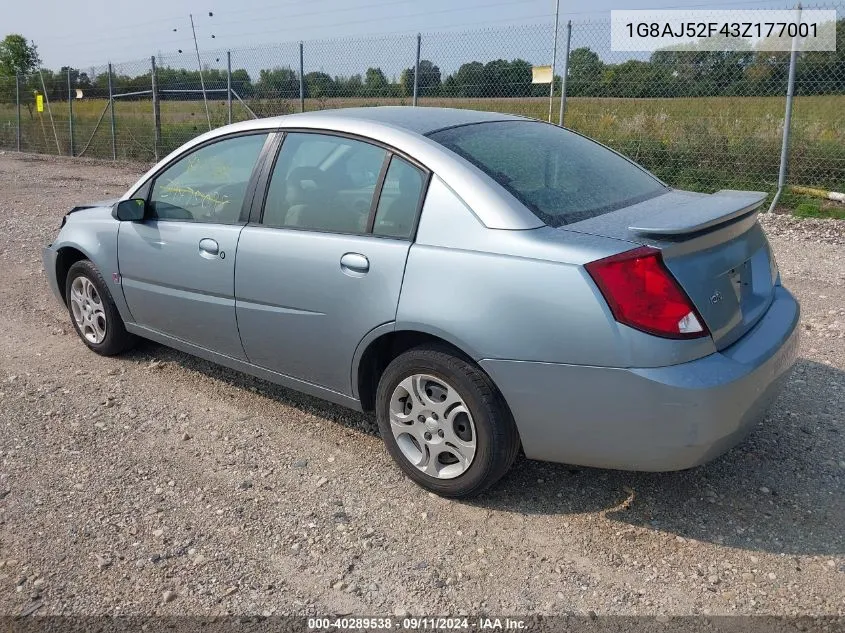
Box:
[247,106,526,136]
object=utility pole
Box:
[190,13,212,130]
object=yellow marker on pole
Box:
[36,93,44,113]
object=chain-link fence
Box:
[0,4,842,203]
[564,19,797,196]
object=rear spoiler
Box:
[628,190,767,237]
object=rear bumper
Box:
[42,245,63,303]
[480,286,800,471]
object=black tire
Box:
[375,345,519,498]
[64,260,137,356]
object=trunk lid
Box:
[568,189,776,349]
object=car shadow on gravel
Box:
[474,358,844,557]
[121,341,380,432]
[124,343,843,556]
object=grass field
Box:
[2,94,843,205]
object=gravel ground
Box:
[0,152,843,619]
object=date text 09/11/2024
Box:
[307,617,528,630]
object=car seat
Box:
[283,166,334,230]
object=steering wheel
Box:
[190,184,239,221]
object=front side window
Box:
[429,121,666,227]
[149,133,269,223]
[373,156,425,239]
[262,132,387,233]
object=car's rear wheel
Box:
[375,345,519,498]
[65,260,137,356]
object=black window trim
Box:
[365,153,392,234]
[247,127,432,242]
[247,130,286,225]
[132,129,278,225]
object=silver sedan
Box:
[43,107,799,497]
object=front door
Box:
[235,131,428,394]
[118,132,271,359]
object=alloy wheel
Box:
[388,374,477,479]
[69,275,107,344]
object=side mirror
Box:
[114,198,146,221]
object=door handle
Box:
[199,238,219,257]
[340,252,369,275]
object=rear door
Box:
[235,131,429,394]
[118,132,272,359]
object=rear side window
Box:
[428,121,666,227]
[262,132,386,233]
[373,156,425,239]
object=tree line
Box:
[2,24,844,104]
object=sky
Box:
[6,0,799,71]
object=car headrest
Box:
[286,166,326,206]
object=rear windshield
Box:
[428,121,666,227]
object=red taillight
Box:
[585,246,709,340]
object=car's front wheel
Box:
[375,345,519,498]
[65,260,137,356]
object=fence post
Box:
[299,41,305,113]
[15,73,21,152]
[558,20,572,127]
[107,63,116,160]
[67,67,74,156]
[226,51,232,125]
[151,56,161,161]
[768,4,801,213]
[548,0,560,123]
[413,33,421,106]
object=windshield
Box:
[428,121,667,227]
